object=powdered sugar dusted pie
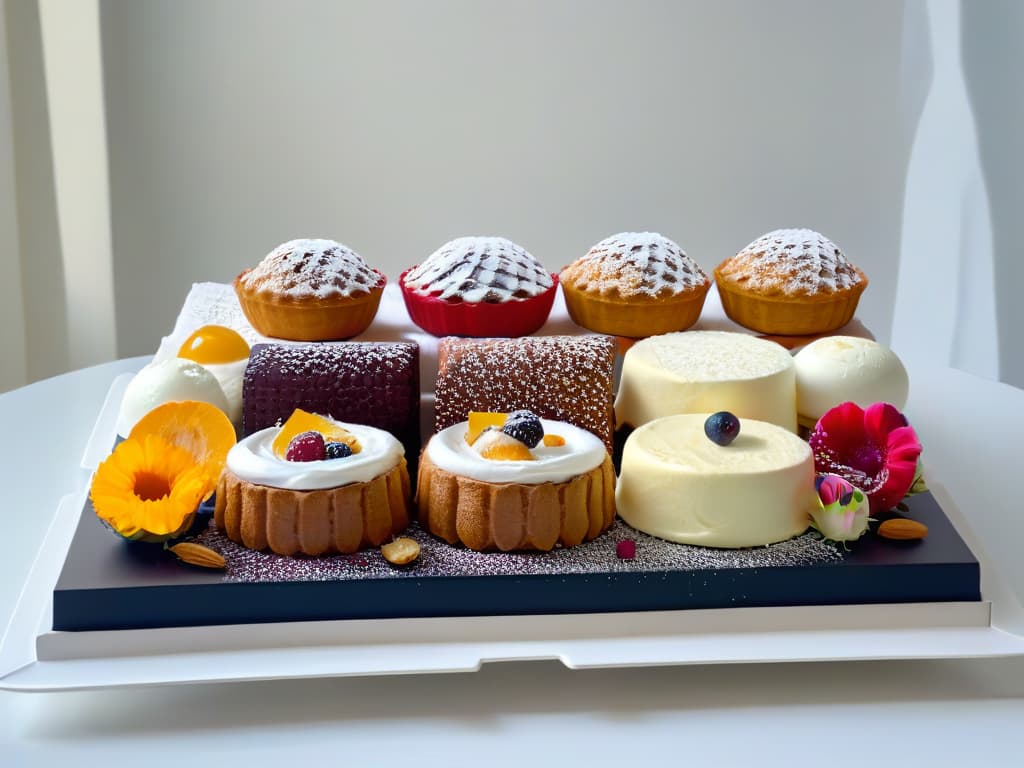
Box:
[433,335,616,451]
[400,236,558,337]
[714,229,867,335]
[560,232,710,337]
[235,238,386,340]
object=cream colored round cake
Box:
[616,414,815,548]
[794,336,909,428]
[614,331,797,433]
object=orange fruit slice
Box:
[542,434,566,447]
[271,408,361,459]
[479,440,535,461]
[128,400,237,499]
[466,411,508,445]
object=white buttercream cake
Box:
[616,414,816,548]
[615,330,798,433]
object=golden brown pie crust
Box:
[416,451,616,551]
[214,460,411,556]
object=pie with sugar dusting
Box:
[559,232,710,338]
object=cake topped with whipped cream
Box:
[560,232,708,298]
[402,236,553,303]
[716,228,863,297]
[236,238,385,300]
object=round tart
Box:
[214,416,410,555]
[560,232,710,338]
[617,414,815,548]
[714,228,867,335]
[400,236,557,337]
[234,238,386,341]
[417,416,615,551]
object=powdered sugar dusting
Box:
[237,239,385,299]
[561,232,709,298]
[718,229,863,296]
[403,236,553,303]
[434,335,616,450]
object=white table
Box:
[2,358,1024,766]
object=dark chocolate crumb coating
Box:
[434,335,615,451]
[243,342,420,467]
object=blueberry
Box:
[704,411,740,446]
[501,410,544,448]
[325,441,353,459]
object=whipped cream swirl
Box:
[426,419,606,484]
[227,421,404,490]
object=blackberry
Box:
[325,441,353,459]
[501,410,544,448]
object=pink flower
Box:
[809,402,922,514]
[811,473,870,542]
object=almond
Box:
[381,537,420,566]
[170,542,227,569]
[878,518,928,541]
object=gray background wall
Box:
[99,0,911,355]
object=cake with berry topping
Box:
[215,409,410,555]
[242,342,420,468]
[235,238,386,341]
[714,228,867,335]
[616,413,815,548]
[560,232,710,337]
[433,335,616,451]
[417,410,615,551]
[399,236,558,337]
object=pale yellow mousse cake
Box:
[615,331,797,433]
[616,414,816,548]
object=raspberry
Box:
[325,441,353,459]
[501,410,544,448]
[285,431,326,461]
[616,540,636,560]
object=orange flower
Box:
[90,434,213,542]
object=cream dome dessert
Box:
[615,331,797,433]
[176,325,250,425]
[417,411,615,551]
[794,336,909,428]
[617,413,816,548]
[215,410,410,555]
[116,358,230,437]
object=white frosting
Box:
[425,419,606,484]
[237,239,384,299]
[615,331,797,432]
[227,421,404,491]
[617,414,815,548]
[561,232,708,297]
[403,236,553,302]
[197,358,246,425]
[794,336,909,426]
[116,358,230,437]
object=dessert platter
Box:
[3,230,1024,692]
